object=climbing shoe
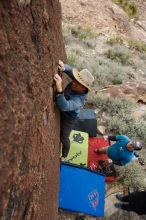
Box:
[75,217,86,220]
[115,194,124,202]
[115,203,123,209]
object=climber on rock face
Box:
[54,60,94,161]
[94,135,142,166]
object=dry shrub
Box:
[115,161,146,190]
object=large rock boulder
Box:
[0,1,66,219]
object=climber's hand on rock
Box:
[54,74,62,92]
[58,60,65,71]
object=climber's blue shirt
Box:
[55,64,88,119]
[108,135,134,165]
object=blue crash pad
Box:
[59,162,105,217]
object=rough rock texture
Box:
[0,0,66,219]
[60,0,146,41]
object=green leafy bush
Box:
[66,50,88,70]
[67,53,78,66]
[88,93,108,110]
[105,97,146,142]
[112,0,138,19]
[107,97,135,116]
[128,40,146,53]
[70,25,97,40]
[107,116,146,141]
[116,161,146,190]
[89,58,132,87]
[143,113,146,121]
[106,36,124,46]
[88,95,145,146]
[106,49,130,65]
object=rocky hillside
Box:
[60,0,146,41]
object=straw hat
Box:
[72,68,94,91]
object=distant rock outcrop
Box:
[100,82,146,103]
[0,0,66,219]
[60,0,146,41]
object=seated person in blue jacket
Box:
[94,135,142,166]
[54,60,94,161]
